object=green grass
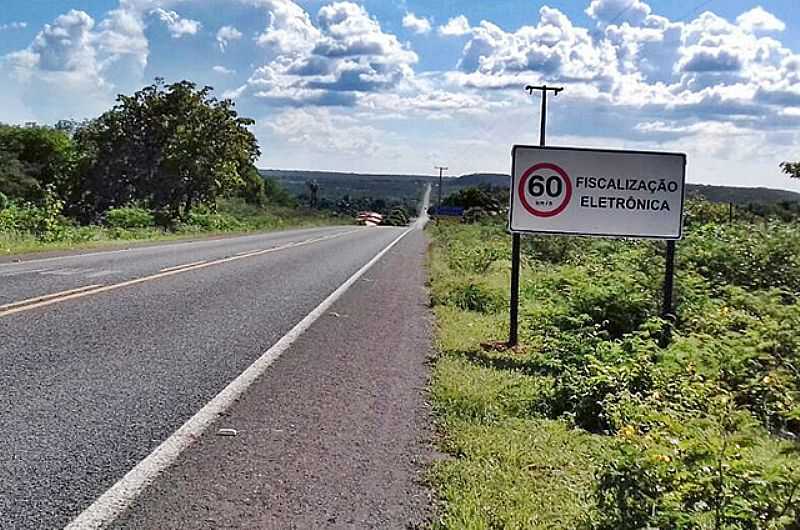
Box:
[426,206,800,529]
[430,304,614,528]
[428,233,615,527]
[0,199,345,258]
[432,418,610,530]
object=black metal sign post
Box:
[509,84,563,347]
[660,239,677,347]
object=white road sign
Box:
[509,146,686,239]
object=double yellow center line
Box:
[0,230,358,318]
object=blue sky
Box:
[1,0,800,190]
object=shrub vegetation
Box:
[0,80,343,256]
[428,197,800,529]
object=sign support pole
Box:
[509,84,563,347]
[435,166,447,224]
[660,239,676,347]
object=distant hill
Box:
[259,169,435,204]
[454,173,510,188]
[260,169,435,183]
[447,174,800,205]
[259,169,800,206]
[686,184,800,204]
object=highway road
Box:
[0,197,431,529]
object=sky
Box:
[1,0,800,190]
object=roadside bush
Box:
[563,273,657,339]
[104,206,154,229]
[443,186,502,211]
[445,241,508,275]
[0,189,69,242]
[440,282,507,314]
[382,207,409,226]
[185,208,244,231]
[427,201,800,529]
[524,235,586,264]
[462,206,489,224]
[547,334,663,433]
[684,196,732,226]
[594,403,800,530]
[681,223,800,292]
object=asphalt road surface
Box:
[1,208,432,529]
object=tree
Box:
[263,176,296,207]
[0,124,76,203]
[74,79,260,220]
[781,161,800,179]
[306,180,320,208]
[0,144,34,200]
[54,119,82,137]
[443,186,502,211]
[238,166,267,206]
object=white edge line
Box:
[64,226,414,530]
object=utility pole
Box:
[435,165,448,223]
[509,84,563,348]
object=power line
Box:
[677,0,716,23]
[607,0,639,27]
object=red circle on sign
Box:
[518,163,573,218]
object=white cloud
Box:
[29,10,98,73]
[96,7,149,69]
[736,6,785,33]
[233,1,417,107]
[586,0,652,27]
[266,107,385,155]
[402,12,431,35]
[0,21,28,31]
[439,15,471,37]
[0,4,153,122]
[253,0,321,55]
[152,8,202,38]
[359,89,489,117]
[433,0,800,177]
[213,65,235,75]
[216,25,243,51]
[678,47,743,72]
[452,7,618,86]
[1,10,110,121]
[3,0,800,190]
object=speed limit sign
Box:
[517,162,573,218]
[509,145,686,239]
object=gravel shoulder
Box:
[113,228,434,529]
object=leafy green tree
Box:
[781,161,800,179]
[0,124,76,203]
[74,79,260,220]
[54,119,82,137]
[306,180,320,208]
[238,166,267,206]
[0,144,34,200]
[263,176,296,207]
[443,186,503,211]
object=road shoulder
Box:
[113,228,434,529]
